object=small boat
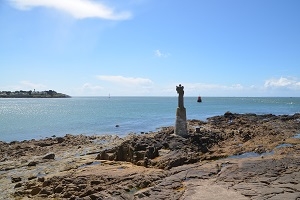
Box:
[197,96,202,102]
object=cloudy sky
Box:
[1,0,300,96]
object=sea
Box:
[1,97,300,142]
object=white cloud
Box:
[19,81,47,90]
[95,75,154,96]
[97,75,153,86]
[154,49,170,58]
[81,83,103,90]
[167,82,261,97]
[9,0,132,20]
[75,83,103,95]
[264,77,300,89]
[0,81,47,91]
[184,83,244,91]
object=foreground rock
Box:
[96,113,300,169]
[0,113,299,199]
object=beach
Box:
[0,113,299,199]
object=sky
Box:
[1,0,300,97]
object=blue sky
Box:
[1,0,300,96]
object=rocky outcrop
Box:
[0,134,96,161]
[96,127,224,169]
[95,113,300,171]
[1,113,300,199]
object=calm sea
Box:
[1,97,300,142]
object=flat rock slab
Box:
[182,179,249,200]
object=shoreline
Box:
[0,90,70,98]
[1,113,299,199]
[2,112,300,144]
[1,97,300,143]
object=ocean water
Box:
[1,97,300,142]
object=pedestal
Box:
[175,107,187,137]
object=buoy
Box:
[197,96,202,102]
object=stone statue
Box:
[176,84,184,108]
[175,84,187,137]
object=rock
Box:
[11,176,22,183]
[39,188,52,195]
[28,161,38,166]
[54,185,64,193]
[89,193,104,200]
[91,180,102,185]
[30,187,41,195]
[14,182,22,188]
[37,177,45,182]
[224,111,234,118]
[42,180,51,187]
[57,137,65,143]
[81,196,92,200]
[145,146,159,159]
[36,141,54,147]
[62,191,73,198]
[43,153,55,159]
[28,176,37,180]
[79,187,96,197]
[3,113,300,200]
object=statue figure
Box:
[176,84,184,108]
[175,84,187,137]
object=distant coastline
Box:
[0,90,71,98]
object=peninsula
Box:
[0,90,70,98]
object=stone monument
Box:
[175,84,188,137]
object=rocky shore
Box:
[0,113,299,200]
